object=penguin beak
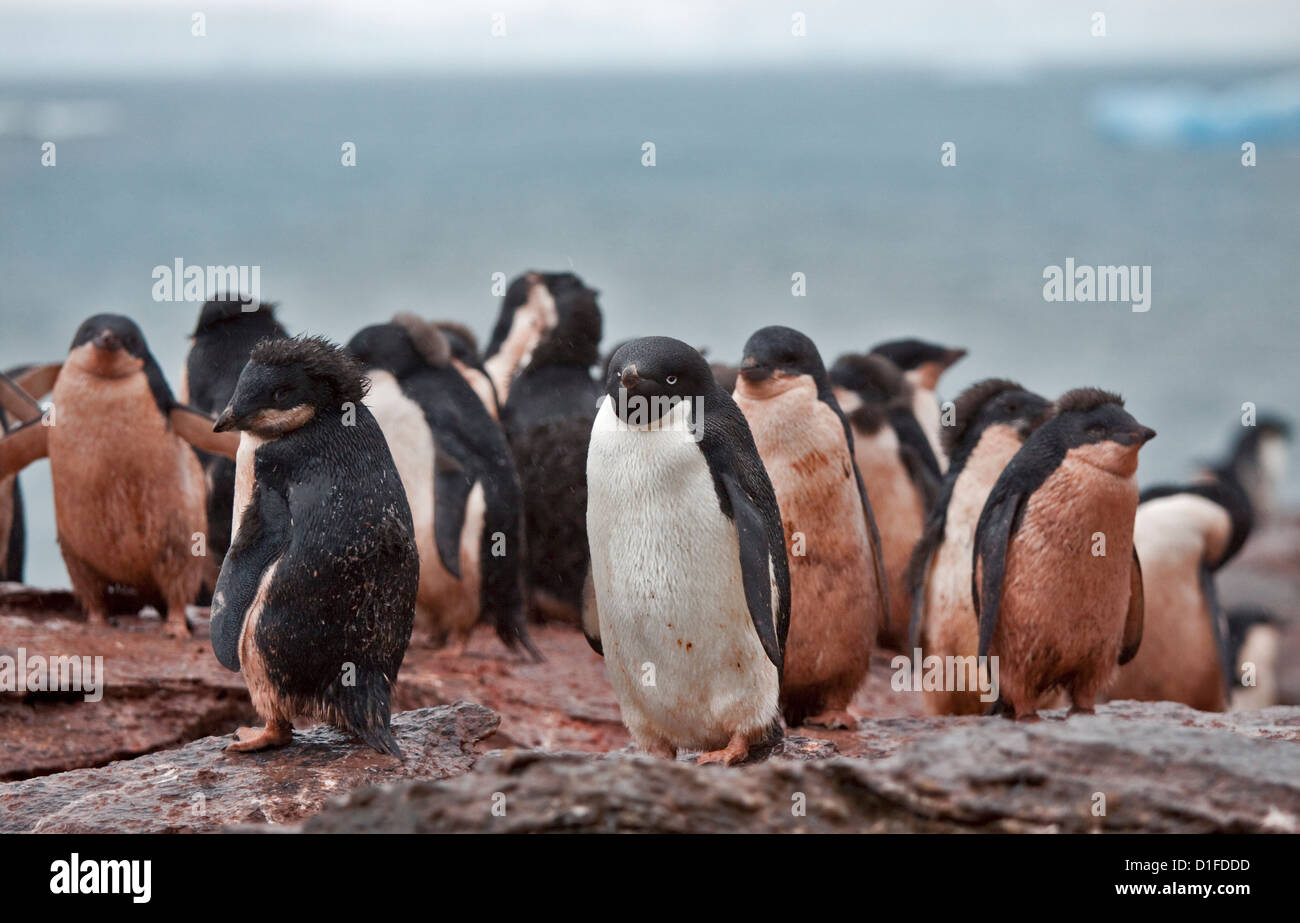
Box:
[213,406,237,433]
[92,330,122,352]
[738,356,772,382]
[619,366,641,390]
[942,347,968,370]
[1137,427,1157,444]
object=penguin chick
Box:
[586,337,789,765]
[1106,475,1253,712]
[906,379,1051,715]
[211,336,419,756]
[973,388,1155,719]
[183,298,289,581]
[346,315,538,661]
[869,339,966,472]
[734,327,889,728]
[0,315,239,635]
[829,352,940,649]
[485,271,603,624]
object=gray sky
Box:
[2,0,1298,78]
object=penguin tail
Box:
[333,671,404,759]
[497,618,545,664]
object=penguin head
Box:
[1212,414,1291,519]
[946,379,1052,459]
[605,336,713,426]
[870,338,966,391]
[434,322,483,367]
[736,325,828,398]
[191,297,282,338]
[1051,388,1156,477]
[827,352,905,432]
[486,271,603,371]
[346,317,451,380]
[216,335,367,437]
[68,314,155,379]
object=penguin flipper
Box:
[971,484,1028,659]
[0,419,48,480]
[906,486,953,651]
[432,442,472,579]
[851,461,893,639]
[210,482,289,672]
[1119,548,1145,665]
[581,568,602,656]
[0,371,47,425]
[720,469,784,672]
[170,405,240,459]
[1199,559,1234,696]
[889,406,942,483]
[11,363,62,403]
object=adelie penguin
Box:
[829,351,941,649]
[0,365,55,581]
[1106,474,1251,712]
[0,316,239,635]
[733,327,889,728]
[586,336,790,765]
[210,336,419,755]
[869,339,966,472]
[484,271,603,624]
[906,379,1051,715]
[346,315,538,661]
[181,298,289,582]
[972,389,1155,719]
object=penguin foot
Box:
[86,611,109,628]
[1015,712,1041,723]
[164,617,192,639]
[801,709,858,730]
[697,734,749,766]
[226,721,293,753]
[1067,705,1096,717]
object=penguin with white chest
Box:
[346,316,538,660]
[211,336,419,755]
[586,337,790,765]
[828,351,940,649]
[907,379,1051,715]
[1106,477,1251,712]
[732,326,889,728]
[0,315,239,635]
[973,388,1155,719]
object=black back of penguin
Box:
[346,319,537,659]
[211,337,418,751]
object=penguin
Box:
[1202,415,1290,522]
[0,315,239,635]
[869,339,966,471]
[182,298,289,580]
[828,352,941,649]
[434,321,500,419]
[345,315,538,660]
[972,388,1155,719]
[1226,607,1282,710]
[906,379,1052,715]
[732,326,889,727]
[0,365,53,582]
[210,335,419,756]
[1106,475,1252,712]
[483,271,603,624]
[586,336,790,764]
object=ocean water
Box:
[1,68,1297,588]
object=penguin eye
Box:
[273,387,291,404]
[1087,423,1106,437]
[665,375,678,386]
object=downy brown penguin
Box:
[734,327,889,727]
[907,380,1051,715]
[0,316,238,635]
[972,388,1154,719]
[210,336,419,755]
[586,337,790,764]
[829,351,940,649]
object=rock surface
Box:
[0,702,498,833]
[301,703,1300,834]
